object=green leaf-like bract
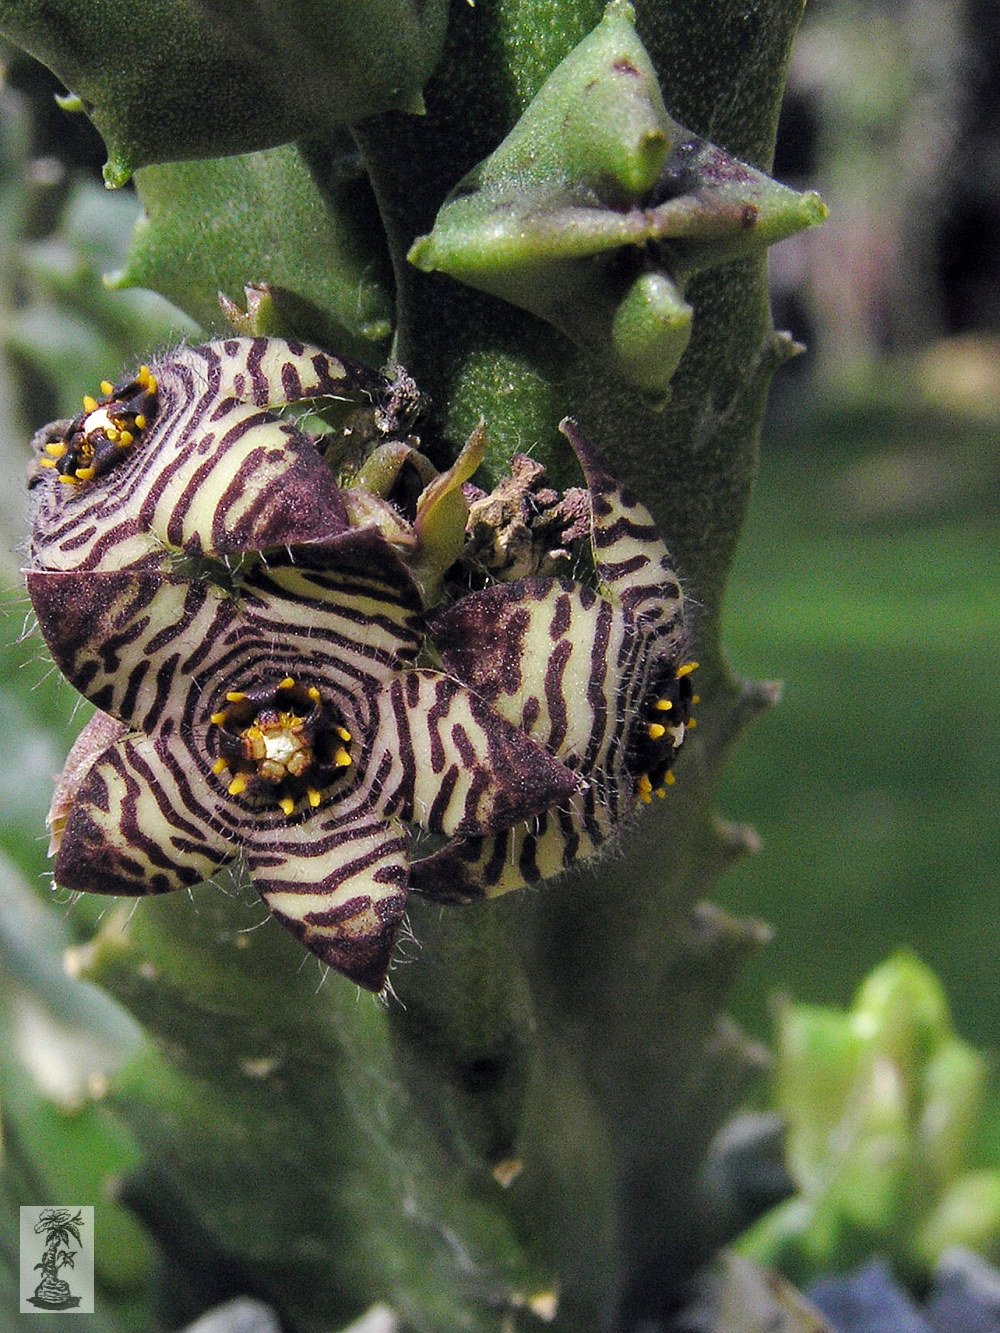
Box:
[114,143,393,360]
[409,0,825,404]
[0,0,449,185]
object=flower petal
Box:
[243,811,409,991]
[431,578,633,770]
[55,734,233,896]
[29,338,389,574]
[196,337,389,410]
[246,526,424,684]
[410,765,634,903]
[47,710,127,855]
[559,418,687,636]
[375,669,582,837]
[26,569,240,730]
[416,424,696,902]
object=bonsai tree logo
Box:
[28,1208,83,1310]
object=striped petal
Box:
[410,784,622,903]
[414,424,694,901]
[375,669,582,837]
[27,528,424,732]
[560,416,687,639]
[248,526,425,682]
[431,578,637,770]
[47,710,128,855]
[54,734,233,897]
[186,336,388,410]
[29,338,392,574]
[26,569,239,729]
[243,810,409,991]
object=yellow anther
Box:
[334,747,352,768]
[278,795,296,817]
[654,698,673,711]
[58,473,78,485]
[104,426,119,441]
[100,380,114,396]
[228,774,248,796]
[118,430,134,447]
[82,394,98,413]
[655,787,667,799]
[637,774,653,804]
[38,457,56,469]
[648,722,666,741]
[686,718,697,730]
[676,661,699,678]
[74,467,96,482]
[277,676,296,690]
[212,757,229,775]
[691,694,701,706]
[306,686,321,703]
[225,691,246,702]
[336,725,352,743]
[134,414,147,430]
[307,789,322,808]
[44,441,67,457]
[210,711,228,725]
[665,770,676,785]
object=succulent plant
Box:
[738,952,1000,1288]
[0,1,835,1329]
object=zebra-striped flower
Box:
[29,534,580,991]
[26,338,581,989]
[409,419,697,903]
[27,337,694,984]
[27,337,386,576]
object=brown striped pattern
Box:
[36,532,578,989]
[409,419,692,902]
[29,338,389,575]
[28,340,581,989]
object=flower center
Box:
[632,660,698,803]
[37,365,159,486]
[210,676,353,817]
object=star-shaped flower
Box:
[409,419,697,903]
[29,534,580,990]
[27,337,580,989]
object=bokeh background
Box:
[1,0,998,1111]
[716,0,1000,1068]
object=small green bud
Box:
[741,954,1000,1285]
[774,1000,865,1186]
[852,950,952,1087]
[218,284,288,339]
[833,1056,909,1230]
[609,272,693,408]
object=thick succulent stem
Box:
[346,0,808,1324]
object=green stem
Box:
[348,1,807,1323]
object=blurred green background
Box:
[712,0,1000,1063]
[718,394,1000,1054]
[1,0,999,1113]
